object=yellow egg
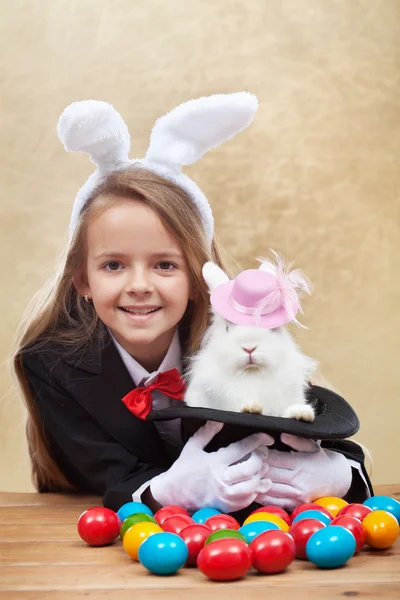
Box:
[242,511,289,532]
[122,521,163,560]
[313,496,348,517]
[363,510,399,549]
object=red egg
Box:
[336,503,372,522]
[197,537,252,581]
[179,523,212,566]
[77,507,121,546]
[161,514,194,534]
[251,505,291,526]
[205,514,241,532]
[331,515,367,552]
[250,529,296,574]
[289,518,326,559]
[154,505,190,525]
[291,503,333,521]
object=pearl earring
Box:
[84,295,91,303]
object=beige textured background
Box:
[1,0,399,492]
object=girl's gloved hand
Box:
[255,433,352,512]
[150,421,273,513]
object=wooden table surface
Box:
[0,484,399,599]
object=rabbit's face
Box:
[203,314,298,377]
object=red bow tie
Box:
[121,368,186,420]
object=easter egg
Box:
[250,505,291,526]
[330,515,366,552]
[238,520,280,544]
[161,514,194,535]
[179,523,212,566]
[205,514,240,532]
[337,503,372,522]
[362,510,399,549]
[191,508,222,524]
[154,505,190,525]
[122,521,163,560]
[77,507,121,547]
[250,530,295,574]
[363,496,400,524]
[117,501,153,522]
[306,525,356,568]
[313,497,348,517]
[243,512,289,532]
[120,513,158,539]
[289,518,326,559]
[205,529,247,545]
[138,532,188,575]
[292,510,332,527]
[197,538,252,581]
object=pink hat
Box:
[210,257,312,328]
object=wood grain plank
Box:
[0,584,400,600]
[0,493,101,508]
[0,553,399,591]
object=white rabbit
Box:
[184,255,317,421]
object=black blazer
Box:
[22,331,373,513]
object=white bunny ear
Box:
[202,262,230,292]
[57,100,131,171]
[145,92,258,169]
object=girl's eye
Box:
[104,261,123,272]
[157,262,176,271]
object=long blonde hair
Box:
[12,166,231,493]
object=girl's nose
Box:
[125,269,154,294]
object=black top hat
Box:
[147,385,360,452]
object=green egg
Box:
[120,513,158,539]
[205,529,248,545]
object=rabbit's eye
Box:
[225,324,229,333]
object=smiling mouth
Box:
[119,307,162,315]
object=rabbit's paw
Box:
[283,403,315,422]
[240,402,263,414]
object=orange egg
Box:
[122,521,163,560]
[362,510,399,549]
[312,496,348,517]
[242,512,289,532]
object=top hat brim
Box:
[146,385,359,449]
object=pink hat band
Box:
[210,269,302,328]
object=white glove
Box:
[255,433,352,512]
[150,421,273,513]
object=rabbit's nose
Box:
[242,346,257,355]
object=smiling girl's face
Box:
[76,198,192,370]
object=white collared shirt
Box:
[111,329,184,454]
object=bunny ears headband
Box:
[57,93,259,244]
[202,251,313,329]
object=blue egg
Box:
[191,508,222,524]
[117,501,153,522]
[239,521,280,543]
[363,496,400,524]
[138,532,189,575]
[292,510,331,526]
[306,526,356,568]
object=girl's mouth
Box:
[119,307,162,320]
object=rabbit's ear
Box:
[57,100,131,172]
[145,92,258,169]
[202,262,230,292]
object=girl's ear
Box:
[72,266,90,298]
[202,262,230,293]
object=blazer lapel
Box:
[61,331,169,466]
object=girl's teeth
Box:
[123,308,159,315]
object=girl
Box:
[12,94,372,513]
